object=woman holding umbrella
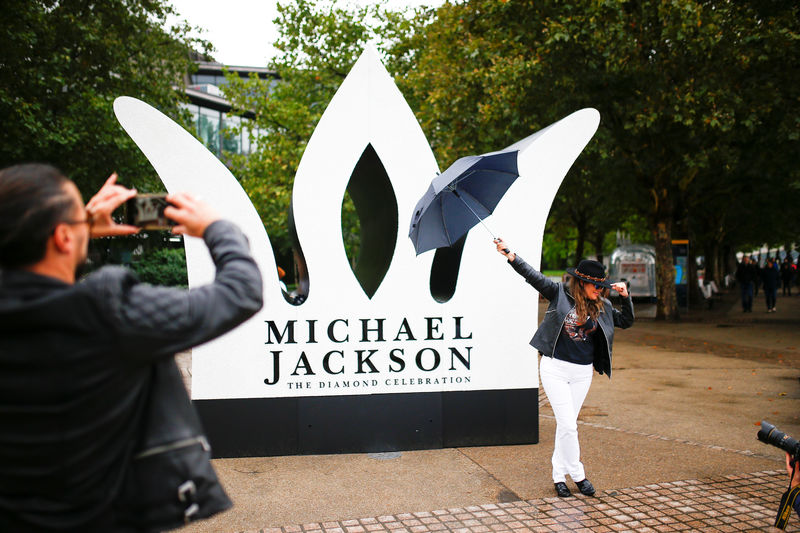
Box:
[494,239,634,498]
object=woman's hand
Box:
[85,173,140,238]
[494,238,515,262]
[611,282,629,298]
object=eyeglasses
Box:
[62,218,92,227]
[51,211,93,234]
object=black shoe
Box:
[554,482,572,497]
[575,478,596,496]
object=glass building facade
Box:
[182,62,276,157]
[180,103,256,156]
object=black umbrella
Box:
[408,149,519,255]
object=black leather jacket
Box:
[0,220,262,531]
[509,255,634,378]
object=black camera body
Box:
[125,194,176,230]
[758,421,800,460]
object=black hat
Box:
[566,259,612,289]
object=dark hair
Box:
[0,164,75,269]
[568,275,606,322]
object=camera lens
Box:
[757,421,778,444]
[758,420,800,457]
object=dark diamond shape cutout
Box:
[341,144,398,299]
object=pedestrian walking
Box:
[752,256,762,296]
[494,239,634,498]
[781,256,795,296]
[797,256,800,296]
[761,257,779,312]
[735,255,757,312]
[0,164,263,531]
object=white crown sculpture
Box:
[114,47,600,401]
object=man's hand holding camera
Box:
[85,173,139,238]
[84,173,220,239]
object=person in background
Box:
[797,256,800,296]
[752,255,762,296]
[735,255,757,312]
[781,256,794,296]
[278,266,289,294]
[761,257,779,312]
[494,238,634,498]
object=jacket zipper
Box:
[551,311,570,357]
[550,291,574,357]
[134,435,210,460]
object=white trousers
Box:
[539,355,593,483]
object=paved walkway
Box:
[246,471,789,533]
[176,288,800,533]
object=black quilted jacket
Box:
[0,220,262,531]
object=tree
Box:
[549,131,637,264]
[222,0,415,279]
[392,0,800,319]
[0,0,210,196]
[391,1,643,302]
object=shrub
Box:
[130,248,188,287]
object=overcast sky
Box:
[165,0,441,67]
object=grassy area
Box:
[542,270,563,277]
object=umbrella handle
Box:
[492,238,510,254]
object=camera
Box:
[757,421,800,459]
[125,194,176,230]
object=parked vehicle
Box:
[609,244,657,300]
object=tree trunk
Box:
[687,242,703,306]
[714,243,725,286]
[654,217,679,320]
[593,235,605,264]
[574,215,586,262]
[704,242,718,283]
[723,245,736,286]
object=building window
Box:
[222,113,241,154]
[192,74,217,86]
[181,101,260,156]
[198,107,221,155]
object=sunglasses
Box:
[585,281,605,290]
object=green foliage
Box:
[129,248,188,287]
[541,226,577,271]
[221,0,414,274]
[391,0,800,318]
[200,0,797,318]
[0,0,211,196]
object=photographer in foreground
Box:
[758,421,800,528]
[0,164,263,531]
[786,453,800,518]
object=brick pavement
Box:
[241,470,795,533]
